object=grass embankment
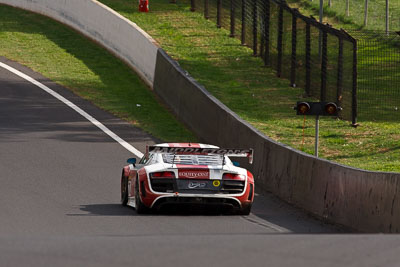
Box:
[97,0,400,172]
[0,5,196,142]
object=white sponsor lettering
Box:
[188,182,206,189]
[179,171,209,178]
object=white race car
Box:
[120,143,254,214]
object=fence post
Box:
[260,35,265,58]
[305,22,311,96]
[352,40,358,126]
[241,0,246,45]
[252,0,258,56]
[386,0,389,35]
[320,30,328,101]
[204,0,209,19]
[291,12,297,87]
[337,37,344,110]
[230,0,236,37]
[264,0,270,65]
[217,0,222,28]
[259,1,264,60]
[277,4,283,77]
[191,0,196,12]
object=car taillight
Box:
[150,171,175,178]
[222,173,245,180]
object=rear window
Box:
[162,153,223,166]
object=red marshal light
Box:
[325,102,338,115]
[295,101,341,116]
[297,102,310,115]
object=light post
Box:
[295,102,341,157]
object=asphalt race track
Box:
[1,58,399,267]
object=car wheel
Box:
[238,204,252,215]
[135,179,149,214]
[121,175,128,206]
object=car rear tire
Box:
[238,204,252,215]
[121,175,128,206]
[135,179,149,214]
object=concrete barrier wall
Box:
[0,0,158,87]
[4,0,400,232]
[153,49,400,233]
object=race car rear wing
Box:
[148,146,254,164]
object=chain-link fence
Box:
[347,30,400,121]
[190,0,357,124]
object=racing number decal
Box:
[212,180,221,187]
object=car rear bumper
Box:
[139,177,254,210]
[150,194,243,209]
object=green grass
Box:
[287,0,400,31]
[95,0,400,172]
[0,5,196,142]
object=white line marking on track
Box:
[0,62,144,158]
[242,216,289,233]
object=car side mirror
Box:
[127,158,137,165]
[232,161,240,167]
